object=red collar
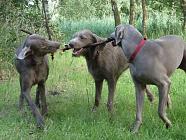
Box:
[129,38,147,62]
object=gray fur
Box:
[114,24,186,133]
[15,34,60,128]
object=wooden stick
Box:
[62,37,115,52]
[20,29,33,35]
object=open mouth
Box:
[72,48,84,56]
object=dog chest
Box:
[31,64,49,85]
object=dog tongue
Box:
[73,48,83,56]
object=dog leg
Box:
[158,77,172,128]
[166,80,172,109]
[19,92,24,111]
[167,94,172,109]
[19,78,24,110]
[92,80,103,112]
[107,79,116,112]
[35,87,40,108]
[131,81,145,133]
[178,50,186,72]
[22,86,44,128]
[145,86,154,103]
[38,82,48,116]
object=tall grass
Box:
[57,12,185,42]
[0,11,185,72]
[57,17,116,41]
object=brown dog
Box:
[68,30,154,112]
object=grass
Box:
[0,13,186,139]
[0,51,186,140]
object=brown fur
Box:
[68,30,154,112]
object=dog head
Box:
[68,30,103,57]
[114,24,126,46]
[114,24,143,47]
[16,34,60,60]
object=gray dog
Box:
[113,24,186,133]
[68,30,154,112]
[15,34,60,127]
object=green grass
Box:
[0,51,186,140]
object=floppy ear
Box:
[92,33,105,51]
[15,45,31,60]
[110,32,115,39]
[115,26,125,45]
[91,33,105,59]
[91,33,99,43]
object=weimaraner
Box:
[113,24,186,133]
[15,34,60,127]
[68,30,154,112]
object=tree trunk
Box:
[35,0,40,11]
[42,0,54,59]
[110,0,121,26]
[141,0,147,38]
[181,0,186,31]
[42,0,52,40]
[129,0,135,25]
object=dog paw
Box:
[36,117,45,129]
[18,103,24,111]
[41,108,48,116]
[130,121,142,134]
[91,106,97,112]
[166,122,172,129]
[18,106,24,112]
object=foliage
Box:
[58,0,112,20]
[0,0,56,79]
[0,0,185,76]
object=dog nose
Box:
[69,43,74,48]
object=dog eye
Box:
[79,35,86,39]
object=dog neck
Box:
[84,36,105,61]
[26,54,46,66]
[35,56,45,64]
[121,25,144,61]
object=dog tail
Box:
[178,40,186,72]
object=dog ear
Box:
[115,25,125,45]
[91,33,99,43]
[91,33,106,59]
[92,34,99,59]
[15,45,31,60]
